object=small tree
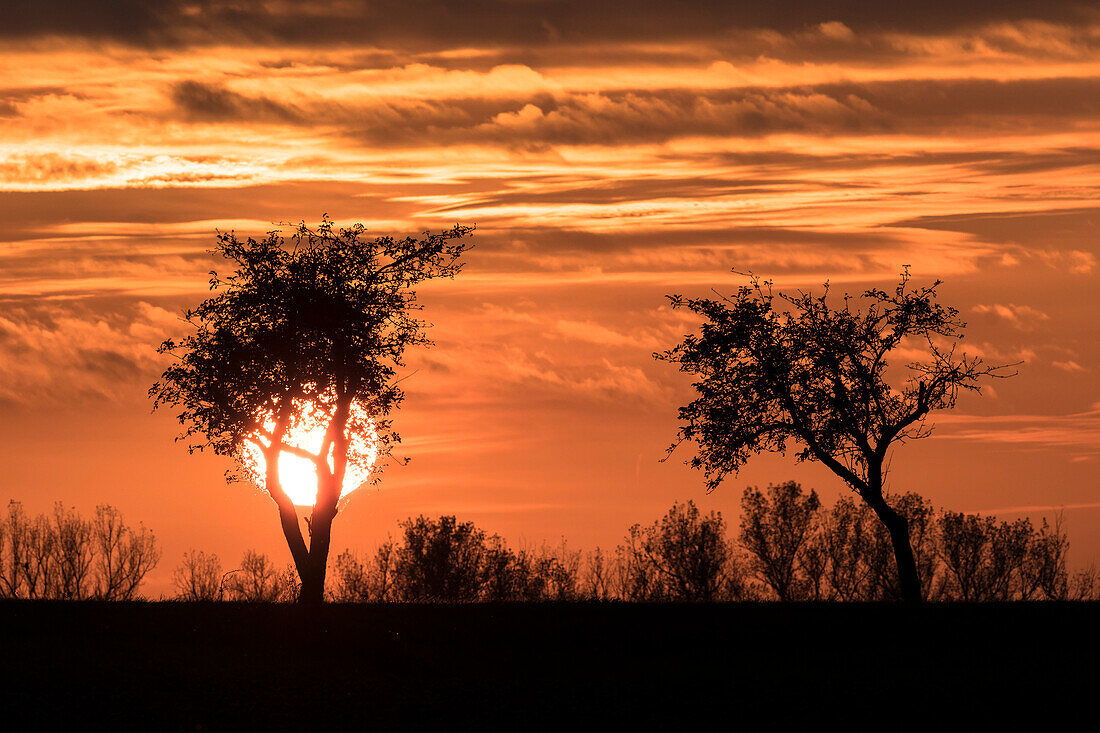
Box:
[393,515,487,602]
[151,217,471,606]
[619,501,742,602]
[739,482,820,601]
[820,496,870,601]
[173,549,224,601]
[331,543,396,602]
[224,550,281,602]
[659,269,1011,602]
[92,505,160,600]
[50,502,95,600]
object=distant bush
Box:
[329,517,590,603]
[0,501,159,600]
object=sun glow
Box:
[241,400,380,507]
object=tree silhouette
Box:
[618,500,742,601]
[393,515,487,602]
[151,217,471,606]
[0,501,159,600]
[223,550,288,602]
[173,549,224,601]
[739,482,820,601]
[658,269,1012,602]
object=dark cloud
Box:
[813,77,1100,122]
[169,80,303,123]
[0,300,179,405]
[470,225,907,257]
[0,1,1095,48]
[680,148,1100,177]
[961,147,1100,176]
[429,176,866,213]
[0,86,79,117]
[160,76,1100,147]
[0,181,431,241]
[890,207,1100,250]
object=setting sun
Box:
[241,401,379,507]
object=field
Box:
[2,601,1097,730]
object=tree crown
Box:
[658,269,1014,496]
[151,217,472,478]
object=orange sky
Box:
[1,1,1098,595]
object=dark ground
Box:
[1,601,1096,731]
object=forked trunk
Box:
[868,497,922,602]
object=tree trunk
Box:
[869,498,922,602]
[298,503,336,607]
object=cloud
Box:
[152,76,1100,148]
[971,303,1049,328]
[0,153,120,186]
[962,501,1100,515]
[0,301,181,405]
[1053,360,1086,372]
[2,1,1095,47]
[935,403,1100,453]
[169,80,303,123]
[552,319,658,348]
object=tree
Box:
[820,495,870,601]
[173,549,224,601]
[1,501,158,600]
[331,542,396,602]
[618,501,742,601]
[150,217,471,606]
[739,482,820,601]
[50,502,95,600]
[92,505,161,600]
[224,550,282,602]
[658,269,1011,602]
[392,515,487,602]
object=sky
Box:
[1,1,1098,595]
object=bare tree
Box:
[224,550,281,602]
[535,539,583,601]
[49,502,94,600]
[173,549,224,601]
[583,547,613,601]
[92,505,160,600]
[800,529,829,601]
[659,269,1013,602]
[15,509,55,599]
[937,512,1036,601]
[616,528,663,601]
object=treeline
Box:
[174,483,1099,603]
[731,483,1096,602]
[0,502,160,600]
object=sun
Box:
[241,400,379,507]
